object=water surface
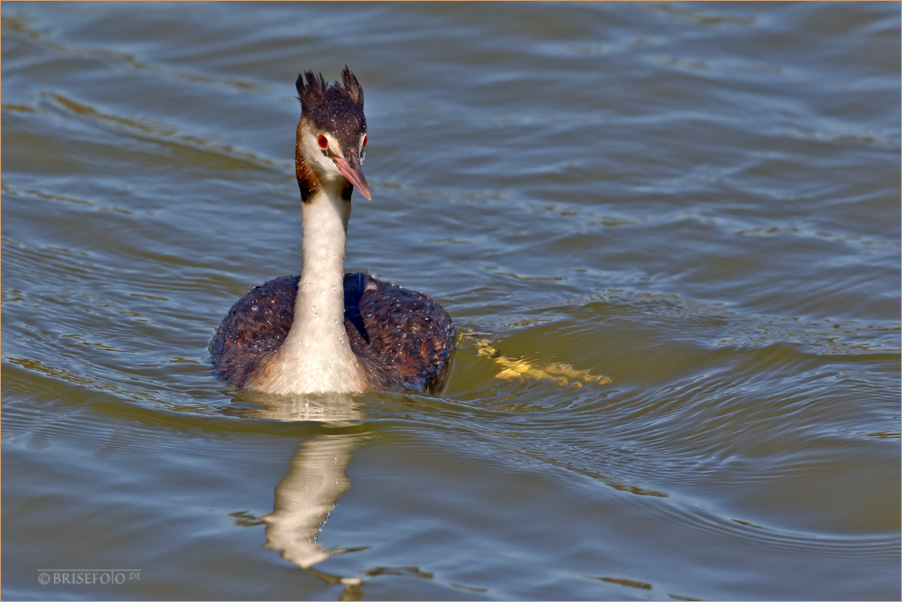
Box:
[3,2,900,600]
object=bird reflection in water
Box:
[233,393,366,598]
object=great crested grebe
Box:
[210,67,456,395]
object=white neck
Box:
[251,183,366,394]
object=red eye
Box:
[362,135,367,148]
[317,135,328,149]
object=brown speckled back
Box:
[210,273,456,394]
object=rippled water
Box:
[3,2,900,600]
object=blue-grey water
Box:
[2,2,900,600]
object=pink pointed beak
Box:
[333,155,372,200]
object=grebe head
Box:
[295,66,371,200]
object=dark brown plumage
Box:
[211,273,456,394]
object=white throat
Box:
[251,182,366,395]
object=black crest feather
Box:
[341,65,364,108]
[295,71,328,113]
[295,67,364,114]
[294,67,367,143]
